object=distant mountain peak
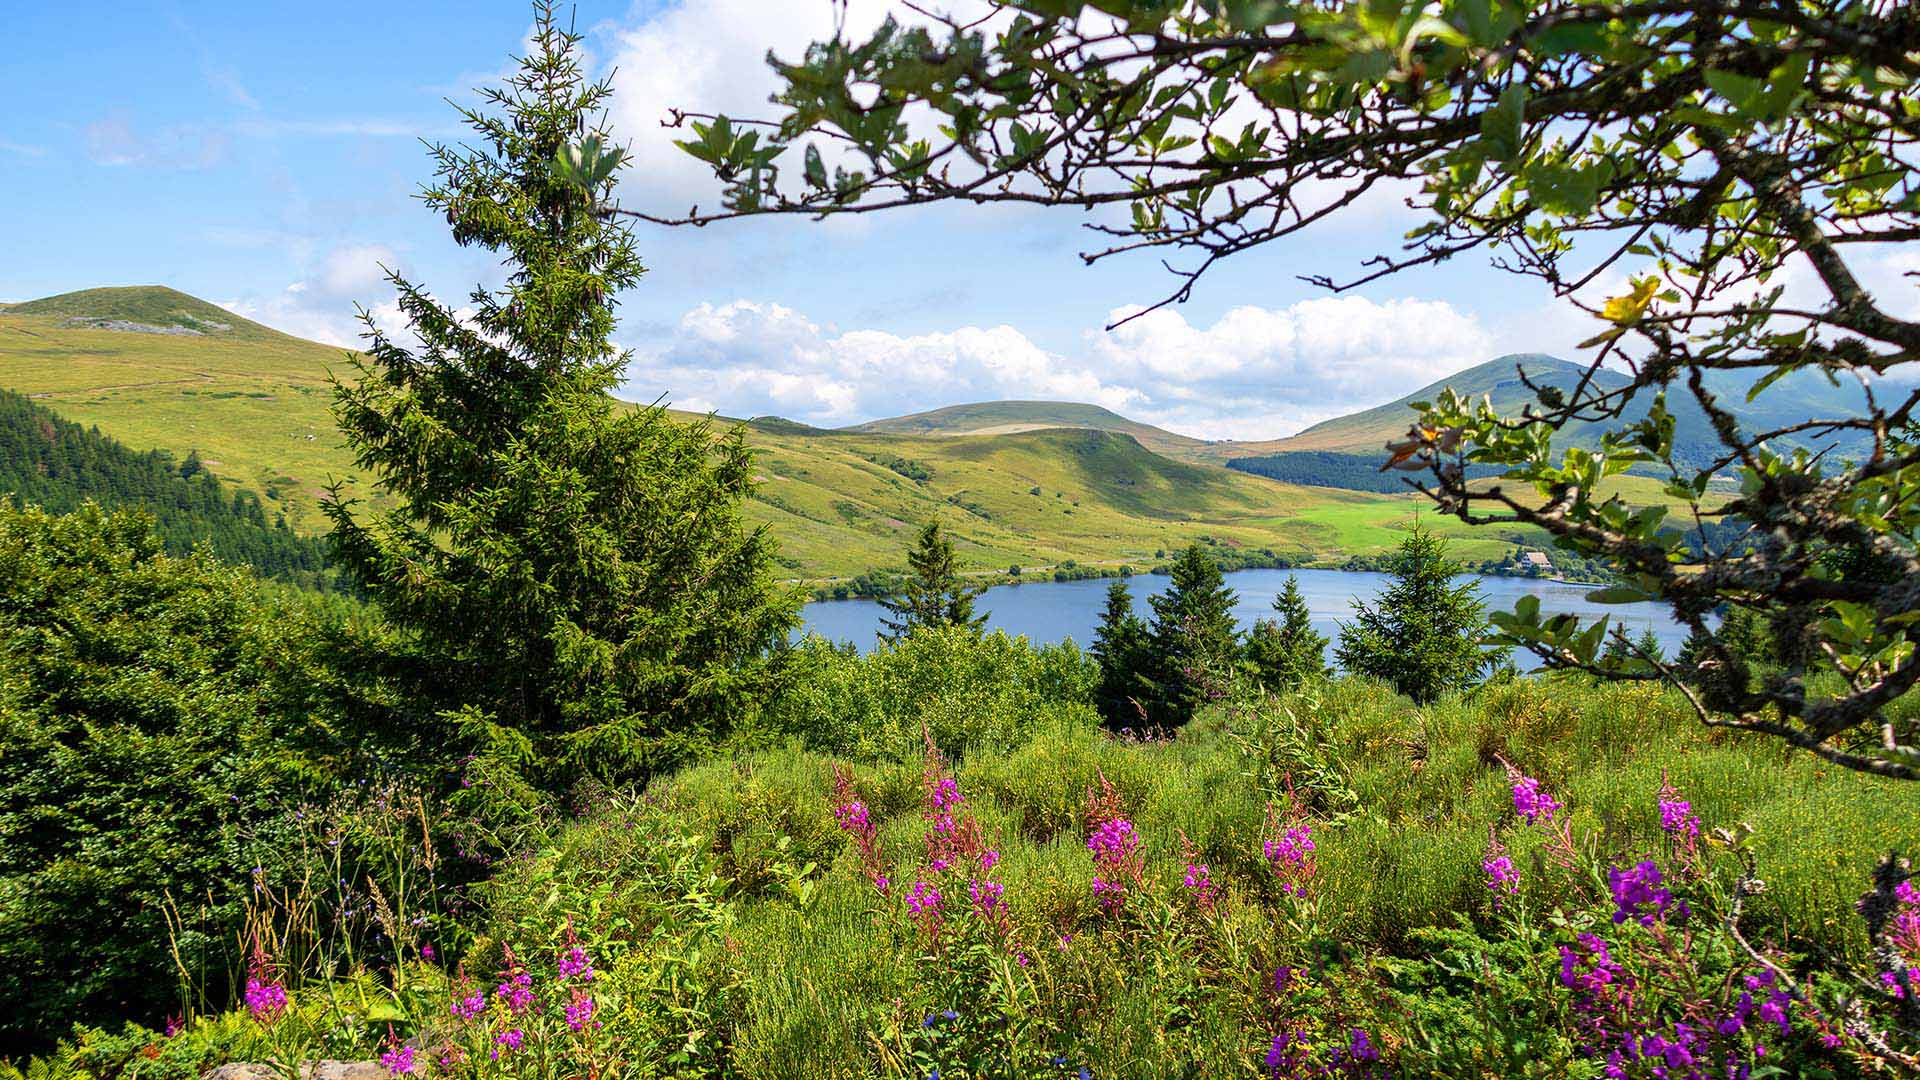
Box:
[5,285,282,341]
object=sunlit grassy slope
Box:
[1,287,1697,579]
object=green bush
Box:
[765,625,1098,761]
[0,504,326,1051]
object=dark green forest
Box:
[0,389,336,589]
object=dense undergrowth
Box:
[17,629,1920,1078]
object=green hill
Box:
[5,285,288,341]
[845,399,1209,458]
[0,387,337,587]
[0,286,1625,581]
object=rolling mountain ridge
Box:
[1,286,1560,580]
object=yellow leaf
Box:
[1601,277,1660,325]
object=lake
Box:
[799,568,1686,670]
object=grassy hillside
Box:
[0,388,335,587]
[0,287,1630,580]
[842,399,1209,459]
[0,289,370,533]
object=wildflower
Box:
[450,989,486,1021]
[380,1044,416,1076]
[163,1015,182,1039]
[1658,798,1700,839]
[1608,860,1682,926]
[1264,1028,1307,1075]
[490,1028,524,1061]
[1087,819,1140,863]
[931,777,961,811]
[1510,773,1561,825]
[244,977,287,1024]
[907,880,943,919]
[1262,819,1316,897]
[420,943,436,962]
[1183,862,1216,906]
[1483,853,1519,899]
[496,970,535,1014]
[557,944,594,982]
[970,878,1005,916]
[835,800,872,833]
[980,849,1000,872]
[1272,965,1295,995]
[564,993,597,1032]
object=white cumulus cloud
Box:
[620,294,1493,440]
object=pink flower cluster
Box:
[1262,813,1316,898]
[380,1042,416,1076]
[1880,879,1920,999]
[831,765,889,892]
[1510,773,1561,825]
[1085,798,1144,913]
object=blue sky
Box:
[4,1,1624,440]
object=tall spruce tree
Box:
[878,521,986,642]
[323,7,798,796]
[1336,523,1502,704]
[1090,578,1149,729]
[1144,543,1241,727]
[1246,574,1329,694]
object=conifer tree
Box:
[1336,523,1502,704]
[1144,543,1241,727]
[1635,628,1665,665]
[1090,578,1149,728]
[1246,574,1329,693]
[878,521,986,642]
[323,6,798,796]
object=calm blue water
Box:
[799,568,1686,670]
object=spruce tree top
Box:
[878,520,987,642]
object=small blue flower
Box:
[942,1010,958,1021]
[1079,1069,1091,1080]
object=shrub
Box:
[765,625,1097,761]
[0,503,322,1051]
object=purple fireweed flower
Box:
[380,1044,416,1076]
[244,977,287,1023]
[450,990,486,1021]
[1608,860,1679,926]
[564,994,596,1032]
[1091,877,1127,910]
[496,970,535,1014]
[490,1029,524,1061]
[980,849,1000,872]
[969,878,1005,916]
[835,800,872,833]
[1483,854,1519,899]
[420,943,436,962]
[906,880,943,918]
[1263,825,1314,869]
[1511,774,1561,825]
[1183,862,1215,902]
[1087,819,1140,864]
[1265,1029,1307,1075]
[557,945,594,982]
[1273,965,1296,995]
[930,777,961,811]
[1658,799,1701,838]
[1558,933,1624,998]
